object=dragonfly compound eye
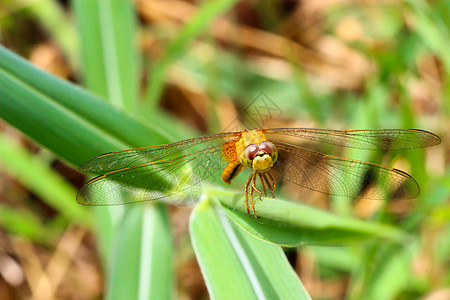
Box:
[259,141,278,163]
[243,144,259,167]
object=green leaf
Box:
[73,0,139,111]
[210,189,408,246]
[106,203,173,300]
[0,44,169,166]
[190,199,311,300]
[307,246,357,271]
[363,246,411,300]
[347,243,414,300]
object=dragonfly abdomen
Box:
[222,161,244,184]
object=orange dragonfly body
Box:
[221,130,278,217]
[77,128,440,218]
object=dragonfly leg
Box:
[251,172,263,200]
[251,171,261,218]
[244,173,252,216]
[259,172,268,197]
[264,172,276,198]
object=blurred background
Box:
[0,0,448,299]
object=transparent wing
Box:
[264,128,440,150]
[77,133,237,205]
[273,141,420,199]
[79,132,237,174]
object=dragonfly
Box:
[77,128,440,218]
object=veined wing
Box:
[273,141,420,199]
[77,133,237,205]
[79,132,237,174]
[264,128,440,150]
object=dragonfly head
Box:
[242,141,278,173]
